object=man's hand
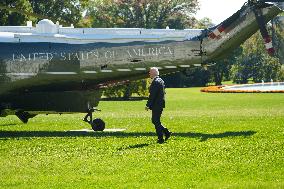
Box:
[145,106,149,111]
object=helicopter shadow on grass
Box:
[0,130,257,142]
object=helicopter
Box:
[0,0,283,131]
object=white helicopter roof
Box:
[0,20,203,44]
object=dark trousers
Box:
[151,108,168,140]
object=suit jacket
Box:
[146,76,165,110]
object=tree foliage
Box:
[161,67,210,88]
[0,0,89,26]
[0,0,32,26]
[87,0,199,29]
[273,16,284,64]
[103,79,150,99]
[28,0,87,26]
[206,47,242,85]
[194,17,214,29]
[231,31,282,84]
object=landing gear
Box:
[83,108,105,131]
[91,118,105,131]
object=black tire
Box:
[91,118,105,131]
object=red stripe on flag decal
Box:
[263,36,274,55]
[208,24,225,39]
[264,36,271,43]
[209,32,216,39]
[267,48,275,55]
[218,25,225,33]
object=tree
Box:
[162,67,210,87]
[231,31,282,84]
[273,16,284,64]
[209,47,242,85]
[0,0,90,26]
[231,53,259,84]
[87,0,199,29]
[103,79,150,99]
[194,17,214,29]
[28,0,86,26]
[0,0,33,26]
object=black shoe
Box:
[165,131,172,141]
[157,139,164,144]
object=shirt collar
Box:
[153,76,159,80]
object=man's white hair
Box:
[150,67,159,76]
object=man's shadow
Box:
[117,143,150,151]
[0,130,256,142]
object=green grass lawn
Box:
[0,88,283,188]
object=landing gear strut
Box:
[15,111,37,123]
[83,108,105,131]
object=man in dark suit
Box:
[145,67,171,144]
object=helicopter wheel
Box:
[91,118,105,131]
